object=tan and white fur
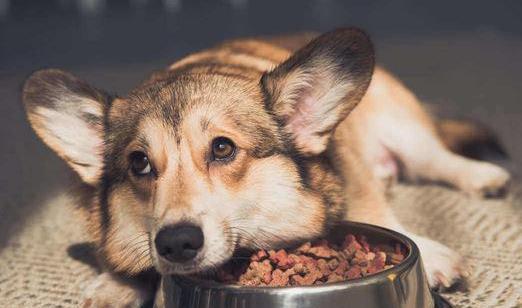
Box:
[22,28,510,307]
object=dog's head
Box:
[22,28,374,276]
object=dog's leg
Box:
[405,143,509,198]
[81,271,157,308]
[345,189,469,289]
[379,112,510,197]
[341,153,468,289]
[364,69,510,197]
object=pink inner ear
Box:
[285,95,330,154]
[286,96,317,139]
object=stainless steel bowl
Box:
[155,221,452,308]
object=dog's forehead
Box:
[108,74,283,157]
[120,74,264,126]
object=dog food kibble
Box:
[216,234,406,287]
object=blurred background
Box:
[0,0,521,249]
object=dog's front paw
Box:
[411,235,469,290]
[82,273,150,308]
[462,162,510,198]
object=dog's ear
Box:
[23,69,110,185]
[262,28,375,155]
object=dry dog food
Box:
[216,234,406,287]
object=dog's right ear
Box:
[23,69,110,186]
[262,28,374,156]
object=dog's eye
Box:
[129,151,152,176]
[211,137,236,161]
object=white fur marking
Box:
[34,105,103,182]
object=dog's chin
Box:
[154,254,231,276]
[156,264,200,276]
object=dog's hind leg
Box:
[402,145,510,198]
[383,117,510,198]
[366,69,510,197]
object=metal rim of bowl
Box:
[172,222,420,293]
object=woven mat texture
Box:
[0,185,520,308]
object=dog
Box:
[22,28,511,307]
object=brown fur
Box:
[22,28,510,306]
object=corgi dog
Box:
[22,28,510,307]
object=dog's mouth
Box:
[154,246,237,276]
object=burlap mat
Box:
[0,185,520,308]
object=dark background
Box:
[1,0,521,249]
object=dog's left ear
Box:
[262,28,375,155]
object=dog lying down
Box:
[22,28,510,306]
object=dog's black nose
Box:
[154,224,204,263]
